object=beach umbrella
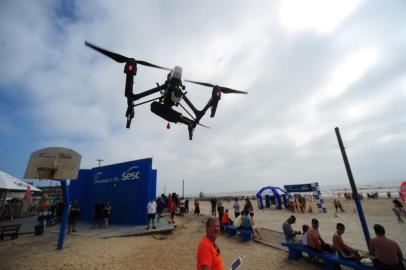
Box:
[0,170,42,192]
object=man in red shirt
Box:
[197,217,224,270]
[369,224,404,270]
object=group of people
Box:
[92,201,112,229]
[282,215,405,270]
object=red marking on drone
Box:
[167,123,170,129]
[216,91,221,97]
[128,65,133,71]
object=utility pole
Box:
[96,159,104,167]
[182,179,184,198]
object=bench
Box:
[281,242,376,270]
[0,224,21,240]
[221,224,252,241]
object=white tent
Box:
[0,170,41,192]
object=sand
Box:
[0,197,404,269]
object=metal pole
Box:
[335,127,371,248]
[57,180,70,250]
[182,180,184,197]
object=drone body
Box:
[85,41,247,140]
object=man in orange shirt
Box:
[369,224,404,270]
[197,217,224,270]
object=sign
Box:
[284,184,314,193]
[24,147,81,180]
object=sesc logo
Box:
[122,166,140,181]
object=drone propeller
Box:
[84,41,171,71]
[184,80,247,94]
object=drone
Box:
[85,41,248,140]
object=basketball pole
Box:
[57,180,70,250]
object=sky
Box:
[1,0,406,195]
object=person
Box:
[232,198,241,218]
[179,197,186,216]
[167,194,176,226]
[55,200,64,223]
[337,200,345,212]
[307,205,313,213]
[333,199,339,212]
[282,215,301,244]
[249,212,262,240]
[217,200,224,224]
[185,198,189,214]
[302,224,309,246]
[210,198,217,216]
[92,201,104,229]
[242,197,253,214]
[197,217,224,270]
[194,199,200,216]
[103,202,112,228]
[221,209,232,225]
[156,197,164,223]
[68,200,80,233]
[332,223,361,261]
[307,218,334,252]
[393,199,406,222]
[146,198,157,230]
[369,224,405,270]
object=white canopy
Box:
[0,170,42,192]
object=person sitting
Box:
[221,209,232,225]
[282,215,301,244]
[369,224,405,270]
[302,224,309,247]
[307,218,334,253]
[332,223,361,261]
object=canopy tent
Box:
[256,186,288,210]
[0,171,42,192]
[0,170,42,220]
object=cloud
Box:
[1,1,406,194]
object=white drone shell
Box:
[171,66,182,80]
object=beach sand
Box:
[0,197,404,269]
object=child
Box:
[302,224,309,246]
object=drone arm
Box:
[133,83,167,101]
[181,94,200,116]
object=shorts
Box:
[148,213,156,220]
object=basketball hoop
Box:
[37,167,57,180]
[24,147,81,180]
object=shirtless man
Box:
[332,223,360,260]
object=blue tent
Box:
[256,186,288,210]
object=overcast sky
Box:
[1,0,405,195]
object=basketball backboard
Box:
[24,147,81,180]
